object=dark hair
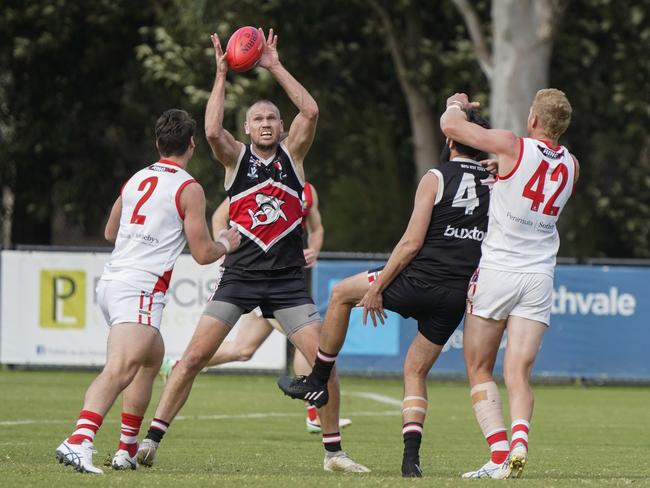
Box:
[155,109,196,157]
[453,110,490,159]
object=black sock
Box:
[310,348,337,384]
[403,423,423,460]
[323,432,342,453]
[145,417,170,443]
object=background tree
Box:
[0,0,648,257]
[1,0,165,245]
[453,0,566,134]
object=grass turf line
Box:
[0,370,649,487]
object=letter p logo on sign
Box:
[39,270,86,329]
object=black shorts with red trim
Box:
[369,266,466,346]
[209,266,314,319]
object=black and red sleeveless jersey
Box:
[404,158,492,291]
[224,143,306,271]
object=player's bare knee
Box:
[466,362,492,384]
[503,368,530,390]
[179,351,210,375]
[329,281,356,306]
[101,365,137,390]
[404,358,429,379]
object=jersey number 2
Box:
[522,161,568,216]
[452,173,479,215]
[130,176,158,225]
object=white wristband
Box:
[446,100,464,110]
[217,236,231,253]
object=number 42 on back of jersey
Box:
[522,160,569,217]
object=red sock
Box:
[118,412,144,457]
[511,419,530,451]
[486,429,509,464]
[306,404,318,422]
[68,410,103,445]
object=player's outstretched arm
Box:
[181,182,240,264]
[211,197,231,240]
[303,184,323,268]
[440,93,520,176]
[104,196,122,242]
[257,28,318,166]
[205,33,242,169]
[357,172,439,326]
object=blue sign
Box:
[312,261,649,380]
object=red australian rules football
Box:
[226,26,263,72]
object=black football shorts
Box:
[204,266,319,336]
[368,266,466,345]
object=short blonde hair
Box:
[531,88,572,140]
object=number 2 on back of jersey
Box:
[130,176,158,225]
[522,161,568,216]
[452,172,479,215]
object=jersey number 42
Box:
[522,161,569,217]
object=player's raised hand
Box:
[446,93,480,111]
[357,287,388,327]
[258,28,279,69]
[480,158,498,175]
[211,33,229,74]
[216,227,241,254]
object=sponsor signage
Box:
[0,250,286,369]
[39,270,87,329]
[313,261,649,380]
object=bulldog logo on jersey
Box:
[230,179,303,252]
[248,194,288,229]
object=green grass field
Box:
[1,369,648,487]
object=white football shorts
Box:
[466,267,553,326]
[97,279,166,329]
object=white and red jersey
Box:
[479,138,576,277]
[101,159,196,293]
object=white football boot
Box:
[461,458,511,479]
[323,451,371,473]
[55,439,103,474]
[506,444,528,478]
[111,448,138,470]
[136,438,159,467]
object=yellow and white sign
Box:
[0,250,286,369]
[39,270,86,329]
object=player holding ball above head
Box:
[54,109,241,474]
[440,89,578,479]
[137,28,368,474]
